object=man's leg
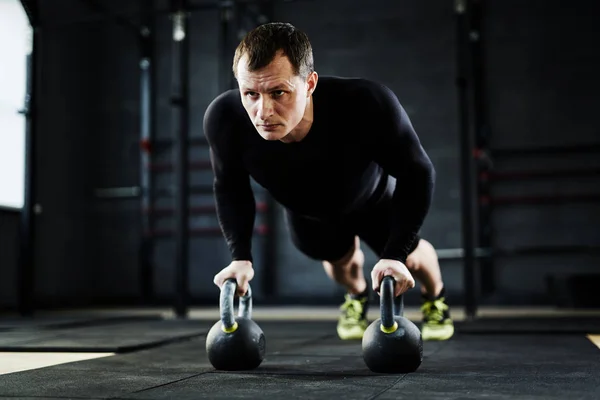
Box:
[406,238,454,341]
[405,238,443,298]
[322,236,370,340]
[322,236,367,295]
[284,211,369,340]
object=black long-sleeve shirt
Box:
[203,76,435,263]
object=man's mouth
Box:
[259,124,280,130]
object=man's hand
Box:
[213,260,254,297]
[371,259,415,297]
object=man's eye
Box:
[272,90,285,98]
[245,92,258,98]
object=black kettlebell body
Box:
[362,315,423,373]
[206,316,266,371]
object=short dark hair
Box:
[232,22,314,79]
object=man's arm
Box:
[203,93,256,262]
[365,83,436,263]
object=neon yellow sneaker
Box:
[337,293,369,340]
[420,290,455,341]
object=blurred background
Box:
[1,0,599,319]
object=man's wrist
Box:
[232,259,252,266]
[377,258,406,265]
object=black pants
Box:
[284,175,421,262]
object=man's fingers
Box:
[372,263,415,297]
[372,270,390,292]
[372,269,401,292]
[213,274,223,288]
[394,284,405,298]
[237,274,251,296]
[394,282,410,297]
[213,275,247,296]
[371,269,380,292]
[213,263,254,296]
[237,282,248,296]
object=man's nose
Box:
[257,97,274,120]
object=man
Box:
[204,22,454,341]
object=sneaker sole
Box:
[422,325,455,341]
[337,326,366,340]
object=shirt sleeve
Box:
[363,83,436,263]
[203,93,256,262]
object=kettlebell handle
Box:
[220,278,253,331]
[380,276,402,331]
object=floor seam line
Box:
[367,375,407,400]
[366,340,447,399]
[129,371,213,394]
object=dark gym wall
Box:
[30,0,144,305]
[1,0,599,310]
[483,0,600,302]
[151,5,230,300]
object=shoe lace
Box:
[341,298,364,323]
[420,298,448,322]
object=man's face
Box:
[236,52,314,141]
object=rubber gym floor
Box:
[0,307,598,399]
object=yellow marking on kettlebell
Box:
[221,321,238,333]
[380,321,398,334]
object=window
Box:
[0,0,31,210]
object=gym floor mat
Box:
[0,319,211,353]
[0,314,163,332]
[455,316,600,334]
[0,320,597,399]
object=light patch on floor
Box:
[586,335,600,350]
[0,352,114,375]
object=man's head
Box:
[233,22,318,142]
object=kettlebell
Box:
[362,276,423,373]
[205,278,266,371]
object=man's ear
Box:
[307,71,318,97]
